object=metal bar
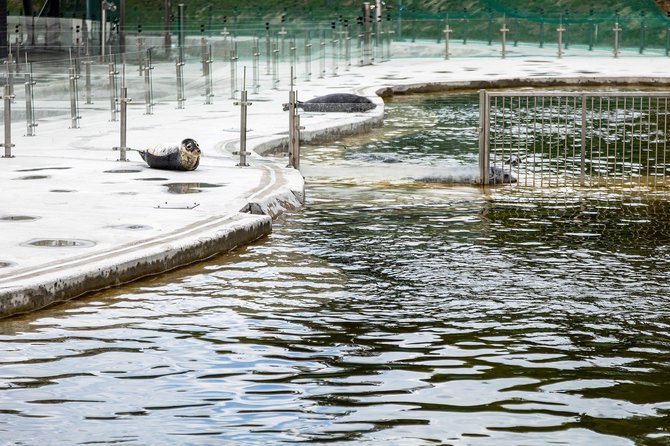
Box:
[305,33,312,81]
[580,94,586,186]
[478,89,490,185]
[24,62,36,136]
[253,41,260,94]
[654,97,660,187]
[235,69,251,167]
[2,85,15,158]
[486,91,670,98]
[205,44,213,104]
[68,66,80,129]
[176,57,185,108]
[108,62,118,121]
[665,97,668,184]
[144,49,154,115]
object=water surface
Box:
[1,93,670,445]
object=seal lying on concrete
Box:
[285,93,376,112]
[139,138,201,171]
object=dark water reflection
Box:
[1,94,670,445]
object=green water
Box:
[1,93,670,445]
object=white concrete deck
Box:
[1,39,669,317]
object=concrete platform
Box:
[1,41,669,317]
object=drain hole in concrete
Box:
[50,189,76,193]
[164,182,223,194]
[104,169,142,174]
[15,175,49,180]
[110,224,152,230]
[135,177,169,181]
[0,261,13,268]
[22,239,96,248]
[1,215,39,221]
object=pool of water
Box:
[1,93,670,445]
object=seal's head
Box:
[179,138,201,171]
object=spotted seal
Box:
[139,138,201,171]
[489,166,517,184]
[284,93,376,113]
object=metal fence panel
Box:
[480,90,670,188]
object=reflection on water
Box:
[1,93,670,445]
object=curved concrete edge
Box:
[0,213,272,318]
[369,76,670,96]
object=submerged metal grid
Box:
[479,90,670,188]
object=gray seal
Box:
[489,166,517,184]
[139,138,201,171]
[285,93,376,112]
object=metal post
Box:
[319,31,326,78]
[362,2,372,65]
[200,36,208,74]
[290,36,297,83]
[478,89,490,185]
[252,40,260,94]
[164,0,172,58]
[331,26,339,76]
[176,57,185,108]
[177,3,185,63]
[443,23,451,59]
[265,23,271,75]
[288,72,300,170]
[100,0,117,61]
[84,59,92,103]
[144,49,154,114]
[205,44,213,104]
[230,42,238,99]
[108,62,118,121]
[580,93,586,186]
[613,22,621,58]
[305,32,312,81]
[278,26,287,60]
[5,52,14,101]
[68,66,81,129]
[345,25,352,69]
[500,19,508,59]
[234,67,251,167]
[24,62,37,136]
[115,68,131,161]
[2,85,15,158]
[272,40,279,89]
[557,22,565,59]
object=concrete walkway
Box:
[2,41,669,317]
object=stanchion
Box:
[304,33,312,81]
[84,58,92,104]
[1,85,15,158]
[68,66,81,129]
[5,51,15,102]
[290,36,297,84]
[319,31,326,78]
[234,67,251,167]
[344,24,351,69]
[205,44,214,104]
[108,61,118,121]
[144,49,154,114]
[613,22,621,58]
[265,22,271,75]
[331,23,339,76]
[114,65,132,162]
[443,22,452,60]
[287,68,301,170]
[272,41,279,89]
[230,42,238,99]
[24,62,37,136]
[252,40,260,94]
[557,22,565,59]
[176,55,185,109]
[500,19,508,59]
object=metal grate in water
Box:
[479,90,670,188]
